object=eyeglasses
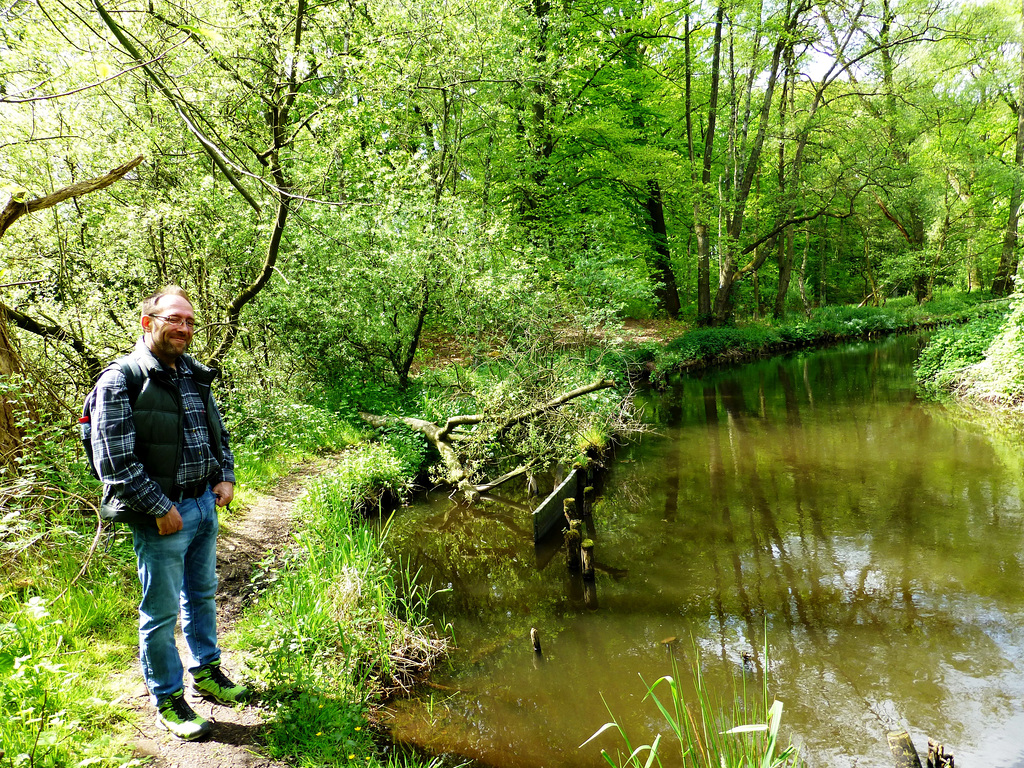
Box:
[148,314,198,330]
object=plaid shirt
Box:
[90,344,235,517]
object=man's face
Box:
[142,294,195,364]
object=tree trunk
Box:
[690,6,724,324]
[645,180,680,318]
[798,228,812,314]
[863,236,879,306]
[710,3,801,324]
[0,305,24,468]
[774,226,793,320]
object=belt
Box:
[169,480,209,502]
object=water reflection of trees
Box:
[655,339,1024,765]
[385,338,1024,767]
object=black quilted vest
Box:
[100,345,224,526]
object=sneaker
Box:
[190,660,251,705]
[156,689,211,741]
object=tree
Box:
[991,2,1024,296]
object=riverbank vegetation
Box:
[584,651,802,768]
[6,0,1024,763]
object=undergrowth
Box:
[648,292,1002,381]
[1,376,141,766]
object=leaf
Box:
[724,724,769,735]
[580,720,621,748]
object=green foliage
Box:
[663,326,774,364]
[582,647,802,768]
[219,380,364,486]
[377,425,429,479]
[925,294,1024,404]
[0,597,139,768]
[266,691,376,766]
[916,308,1009,393]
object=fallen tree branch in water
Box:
[362,378,618,503]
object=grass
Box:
[1,469,142,767]
[582,644,802,768]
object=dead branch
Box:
[362,377,618,502]
[0,156,144,240]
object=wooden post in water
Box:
[887,731,923,768]
[927,740,953,768]
[563,497,578,522]
[583,579,598,609]
[581,538,595,580]
[565,518,582,572]
[582,486,594,517]
[531,627,542,654]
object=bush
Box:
[916,309,1009,394]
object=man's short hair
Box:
[141,285,192,317]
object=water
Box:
[383,335,1024,767]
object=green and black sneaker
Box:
[190,660,251,705]
[156,689,211,741]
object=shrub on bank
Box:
[916,305,1010,395]
[649,293,1003,381]
[919,295,1024,405]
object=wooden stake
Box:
[531,627,541,654]
[565,519,582,571]
[581,538,595,580]
[563,497,578,522]
[583,579,598,609]
[887,730,923,768]
[582,486,594,517]
[927,739,953,768]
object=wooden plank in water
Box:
[533,469,578,540]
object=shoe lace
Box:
[204,664,236,690]
[164,693,198,721]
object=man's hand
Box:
[157,505,183,535]
[212,481,234,508]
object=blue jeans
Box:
[131,487,220,704]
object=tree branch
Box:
[92,0,262,214]
[0,302,103,378]
[361,378,618,503]
[0,156,144,240]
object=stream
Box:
[383,334,1024,768]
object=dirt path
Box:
[125,461,327,768]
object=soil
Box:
[123,461,329,768]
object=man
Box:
[88,285,249,740]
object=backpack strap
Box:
[111,355,147,406]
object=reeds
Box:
[582,644,802,768]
